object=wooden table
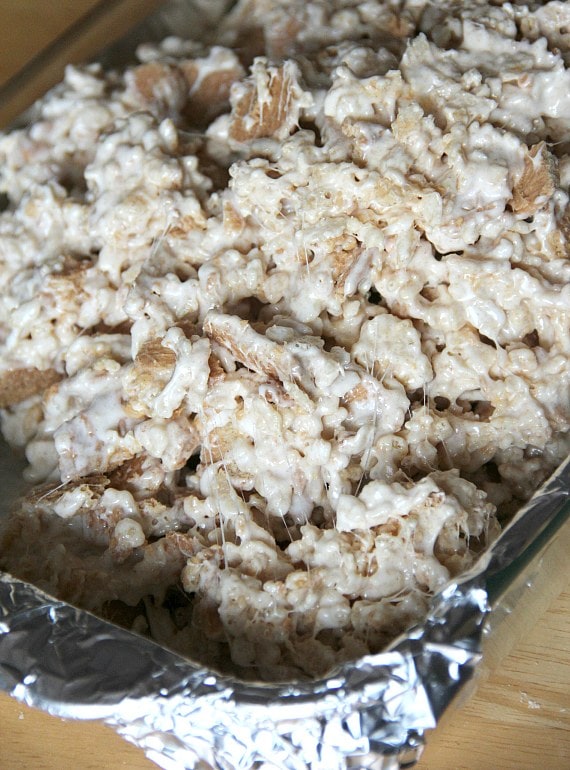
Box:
[0,3,569,768]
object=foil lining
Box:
[1,2,570,768]
[1,456,568,770]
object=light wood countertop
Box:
[0,3,569,768]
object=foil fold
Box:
[1,0,570,765]
[1,457,567,769]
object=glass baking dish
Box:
[0,2,569,769]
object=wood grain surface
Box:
[0,3,569,769]
[0,0,165,125]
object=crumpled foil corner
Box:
[0,570,478,770]
[1,456,567,770]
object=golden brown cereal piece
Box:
[136,338,177,370]
[167,215,204,238]
[165,530,200,559]
[342,381,371,408]
[171,316,198,340]
[0,367,63,408]
[228,63,299,142]
[207,352,226,384]
[384,11,415,38]
[132,62,172,101]
[557,203,570,258]
[180,60,244,126]
[510,142,558,216]
[42,259,92,308]
[376,518,402,537]
[49,256,93,279]
[222,200,246,234]
[27,474,109,504]
[330,234,362,294]
[201,424,244,465]
[203,312,288,382]
[129,61,188,111]
[168,415,202,470]
[199,423,254,487]
[108,454,160,493]
[123,338,177,418]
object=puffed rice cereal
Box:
[1,0,569,680]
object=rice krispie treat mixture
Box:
[0,0,569,680]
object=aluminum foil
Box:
[1,455,568,770]
[1,2,570,768]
